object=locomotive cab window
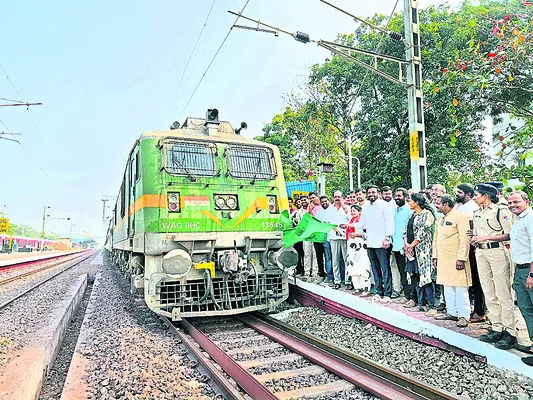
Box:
[162,140,218,177]
[226,145,276,181]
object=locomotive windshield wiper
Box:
[250,156,262,185]
[171,152,196,182]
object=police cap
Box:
[474,183,498,197]
[484,181,504,191]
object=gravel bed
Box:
[39,280,94,400]
[232,346,291,362]
[262,300,300,315]
[77,261,215,399]
[216,337,272,351]
[265,372,340,392]
[248,358,313,375]
[302,388,377,400]
[201,323,245,334]
[0,252,100,370]
[276,307,533,400]
[207,329,257,341]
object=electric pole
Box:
[41,205,50,251]
[404,0,427,191]
[102,198,109,233]
[101,196,117,233]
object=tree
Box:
[443,0,533,196]
[259,1,533,193]
[258,103,345,190]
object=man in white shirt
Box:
[354,185,395,304]
[455,183,485,322]
[508,191,533,365]
[324,190,350,289]
[455,183,480,217]
[382,185,401,296]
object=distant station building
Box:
[72,237,96,249]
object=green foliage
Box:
[443,0,533,198]
[4,222,58,240]
[260,1,509,192]
[0,212,59,239]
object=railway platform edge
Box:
[0,274,88,400]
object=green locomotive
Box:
[104,110,295,320]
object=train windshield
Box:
[226,145,277,182]
[163,140,218,177]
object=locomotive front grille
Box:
[156,274,287,314]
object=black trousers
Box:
[294,241,305,274]
[393,251,415,300]
[435,283,445,306]
[469,245,487,315]
[313,242,326,276]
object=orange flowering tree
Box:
[443,0,533,195]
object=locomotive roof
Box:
[139,119,277,150]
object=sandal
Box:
[403,299,416,308]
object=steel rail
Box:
[243,313,458,400]
[0,252,89,286]
[0,252,94,311]
[177,318,278,400]
[0,250,89,273]
[161,317,246,400]
[236,314,435,400]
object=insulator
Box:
[389,31,403,41]
[294,31,310,44]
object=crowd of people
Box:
[288,183,533,365]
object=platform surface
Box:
[292,276,533,379]
[0,250,80,268]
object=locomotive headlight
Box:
[167,193,180,212]
[267,195,278,214]
[225,197,237,209]
[215,196,226,208]
[214,194,238,210]
[162,249,192,278]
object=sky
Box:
[0,0,462,238]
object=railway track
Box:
[164,313,458,400]
[0,251,89,286]
[0,251,93,310]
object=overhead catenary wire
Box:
[0,118,46,175]
[159,0,217,130]
[0,62,46,150]
[177,0,251,122]
[343,0,403,117]
[320,0,406,44]
[0,64,24,101]
[229,1,407,88]
[0,97,25,103]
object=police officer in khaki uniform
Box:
[471,183,517,349]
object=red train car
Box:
[0,234,55,253]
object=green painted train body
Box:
[105,113,293,319]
